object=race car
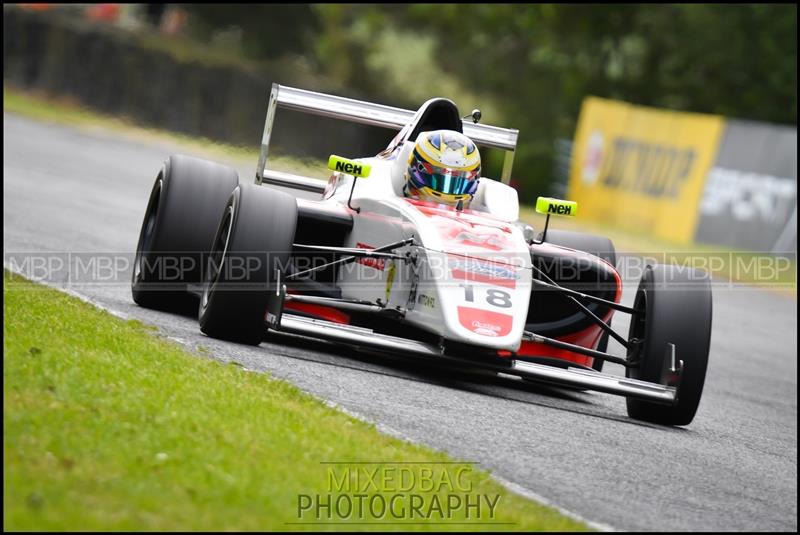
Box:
[132,84,713,426]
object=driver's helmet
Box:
[404,130,481,207]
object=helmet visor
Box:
[409,160,480,196]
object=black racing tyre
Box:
[132,155,239,312]
[538,229,616,371]
[625,264,713,426]
[199,184,297,345]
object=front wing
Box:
[273,312,677,405]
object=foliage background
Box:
[181,4,796,197]
[5,4,797,199]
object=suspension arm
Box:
[286,238,415,281]
[530,263,631,349]
[522,331,631,367]
[531,278,636,314]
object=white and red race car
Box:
[132,85,713,426]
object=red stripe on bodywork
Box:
[514,321,607,367]
[283,301,351,325]
[354,242,387,271]
[512,283,621,367]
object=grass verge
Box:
[3,271,589,531]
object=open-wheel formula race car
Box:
[132,84,713,426]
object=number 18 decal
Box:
[460,284,512,308]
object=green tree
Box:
[181,4,797,198]
[397,4,797,196]
[182,4,320,60]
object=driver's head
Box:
[404,130,481,207]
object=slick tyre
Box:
[625,264,713,426]
[199,184,297,345]
[132,155,239,312]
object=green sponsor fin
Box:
[535,196,578,217]
[328,155,371,178]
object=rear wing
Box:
[256,84,519,193]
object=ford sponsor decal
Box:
[448,256,518,288]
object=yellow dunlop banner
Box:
[567,97,725,244]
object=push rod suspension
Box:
[286,238,415,281]
[292,243,406,260]
[530,263,631,349]
[531,278,636,314]
[522,331,630,367]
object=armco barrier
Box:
[2,8,392,162]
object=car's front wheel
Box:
[625,264,713,426]
[199,184,297,345]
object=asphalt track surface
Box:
[4,113,797,531]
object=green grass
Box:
[3,271,589,531]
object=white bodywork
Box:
[255,84,530,352]
[322,153,532,352]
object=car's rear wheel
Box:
[132,155,239,312]
[199,184,297,345]
[625,264,713,426]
